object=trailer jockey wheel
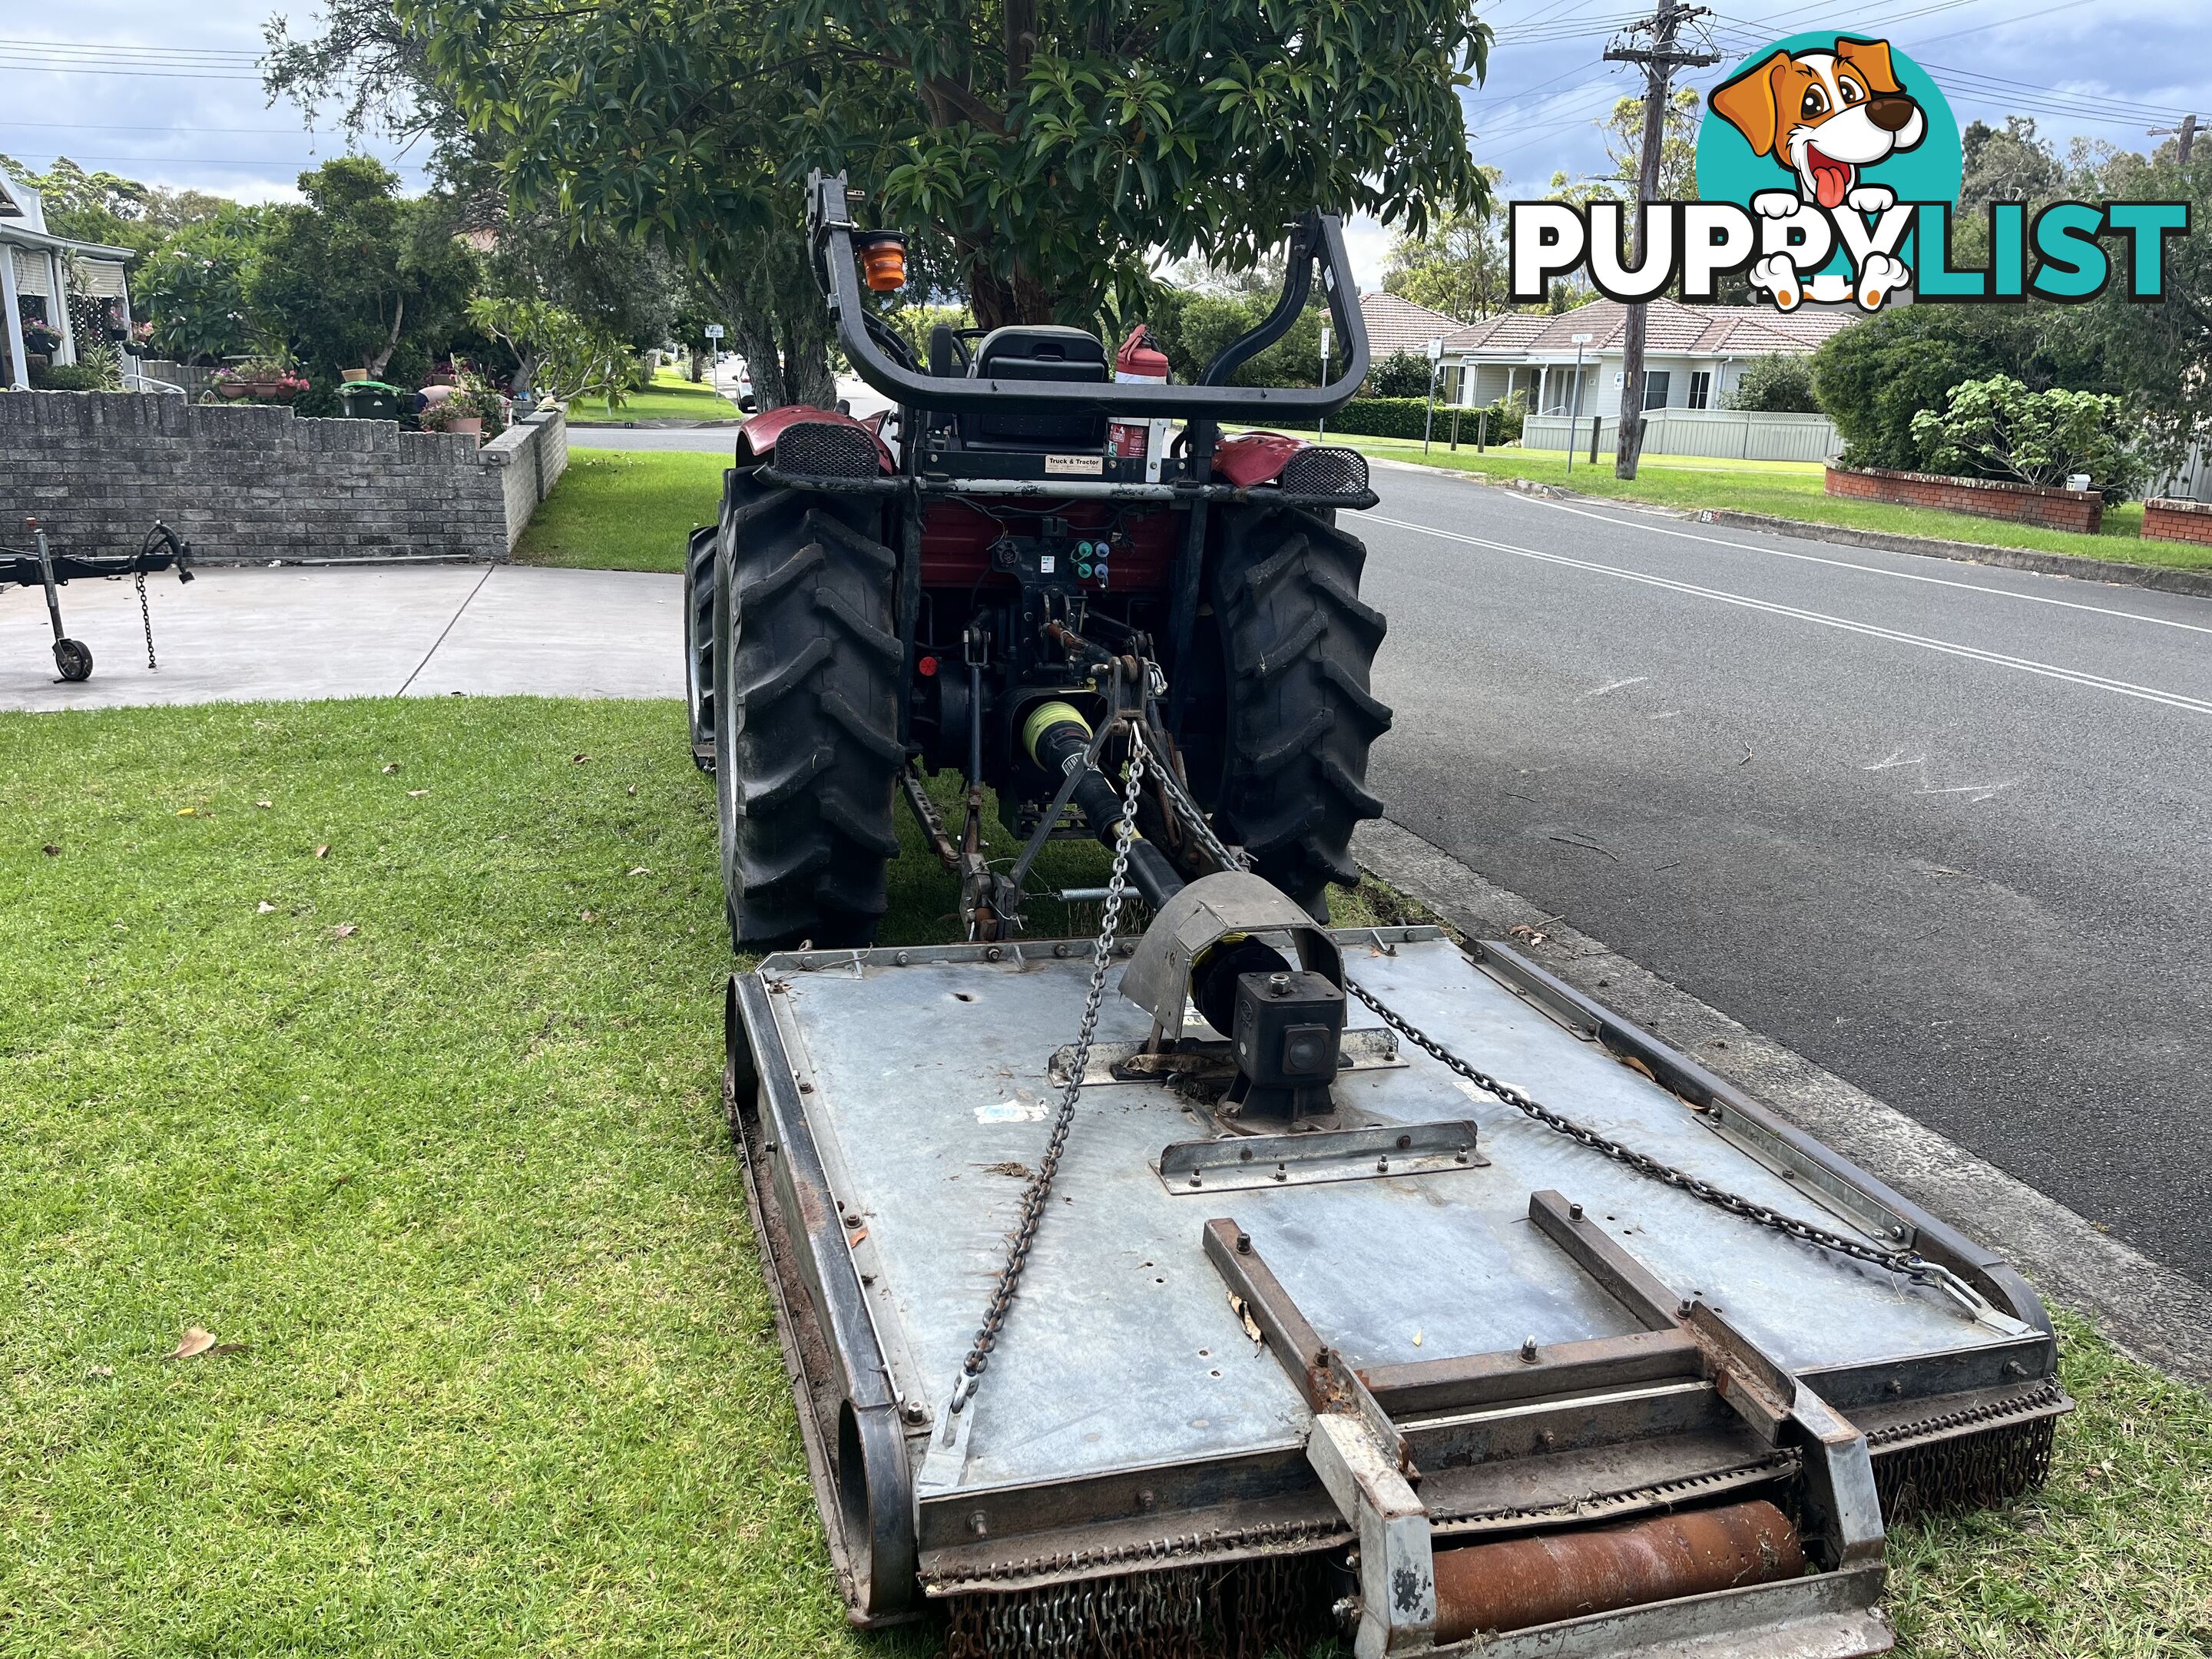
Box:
[712,468,902,950]
[53,637,92,682]
[1204,500,1392,921]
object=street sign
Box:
[1426,336,1444,363]
[704,323,725,339]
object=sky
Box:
[3,0,2207,293]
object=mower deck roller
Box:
[723,921,2066,1658]
[703,173,2065,1657]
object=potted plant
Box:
[214,357,310,402]
[342,368,371,383]
[419,398,482,440]
[21,317,64,360]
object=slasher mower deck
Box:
[697,173,2068,1657]
[725,922,2064,1658]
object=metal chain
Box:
[1145,756,1944,1286]
[135,568,157,670]
[950,727,1151,1412]
[1341,979,1931,1280]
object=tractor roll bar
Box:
[807,171,1371,419]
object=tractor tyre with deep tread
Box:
[684,519,718,772]
[712,471,902,952]
[1205,501,1392,920]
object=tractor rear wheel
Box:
[1205,501,1392,920]
[684,522,718,772]
[712,472,903,951]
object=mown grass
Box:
[1346,438,2212,572]
[515,448,727,572]
[565,368,741,426]
[3,697,2206,1657]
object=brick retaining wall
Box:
[0,392,567,562]
[2141,496,2212,547]
[1825,464,2103,535]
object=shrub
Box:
[1261,396,1495,442]
[1366,350,1435,400]
[29,363,108,392]
[1907,375,2145,502]
[1724,353,1820,413]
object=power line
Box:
[0,121,311,135]
[0,60,264,81]
[0,37,259,60]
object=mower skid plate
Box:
[727,926,2063,1651]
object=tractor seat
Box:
[960,325,1109,452]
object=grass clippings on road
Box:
[515,447,726,571]
[1344,439,2212,574]
[4,696,2207,1656]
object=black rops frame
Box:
[806,169,1373,422]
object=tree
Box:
[1909,375,2142,498]
[1383,180,1508,322]
[1549,88,1700,206]
[135,208,269,364]
[1142,286,1323,389]
[248,158,477,394]
[403,0,1495,343]
[1959,117,2065,212]
[0,155,154,252]
[467,296,631,403]
[1724,353,1820,414]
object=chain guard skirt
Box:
[942,1552,1331,1659]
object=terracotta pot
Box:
[447,416,483,439]
[216,382,250,399]
[342,369,369,382]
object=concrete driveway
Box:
[0,563,683,710]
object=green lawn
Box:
[517,448,727,571]
[1347,439,2212,573]
[3,696,2207,1656]
[566,368,741,426]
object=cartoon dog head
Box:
[1710,38,1926,209]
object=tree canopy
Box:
[403,0,1494,335]
[248,157,478,395]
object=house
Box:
[1428,296,1858,417]
[0,175,137,390]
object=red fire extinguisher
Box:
[1108,326,1171,482]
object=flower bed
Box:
[1825,465,2103,535]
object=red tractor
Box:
[686,172,1389,947]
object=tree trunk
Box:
[968,258,1064,330]
[366,293,405,380]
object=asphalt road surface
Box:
[1356,462,2212,1286]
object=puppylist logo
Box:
[1511,31,2190,313]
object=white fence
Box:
[1523,407,1841,463]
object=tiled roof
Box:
[1442,296,1858,359]
[1359,290,1465,359]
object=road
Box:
[1355,462,2212,1286]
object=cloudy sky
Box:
[3,0,2205,291]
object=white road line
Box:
[1369,515,2212,719]
[1450,483,2212,637]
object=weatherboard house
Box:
[0,174,136,391]
[1359,290,1856,418]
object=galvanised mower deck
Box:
[726,924,2066,1657]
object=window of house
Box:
[1688,369,1712,409]
[1642,371,1671,411]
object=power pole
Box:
[2148,114,2200,167]
[1604,0,1717,481]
